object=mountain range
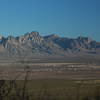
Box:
[0,31,100,62]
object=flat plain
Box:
[0,61,100,80]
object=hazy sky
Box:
[0,0,100,41]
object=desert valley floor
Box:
[0,61,100,80]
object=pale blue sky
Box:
[0,0,100,41]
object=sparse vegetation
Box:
[0,79,100,100]
[0,63,100,100]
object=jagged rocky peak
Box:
[24,31,40,37]
[30,31,40,36]
[0,31,100,58]
[18,31,44,44]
